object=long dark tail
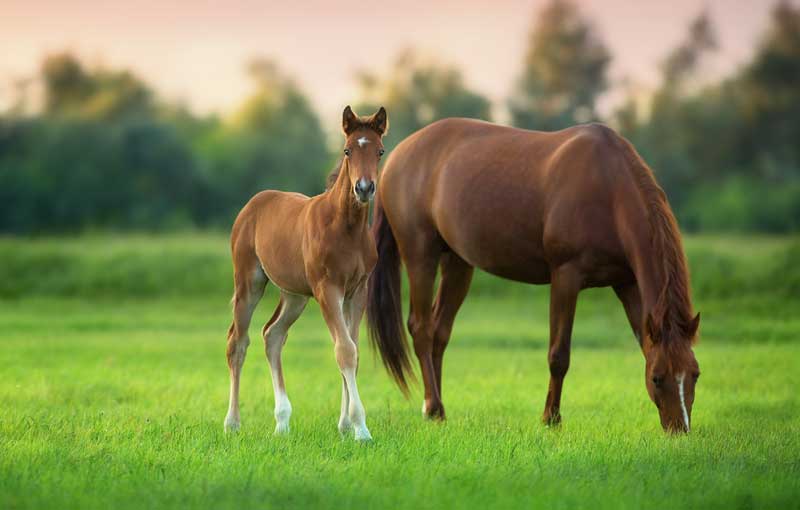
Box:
[367,198,414,396]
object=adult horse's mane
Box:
[619,137,697,349]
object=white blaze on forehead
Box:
[676,372,690,431]
[357,136,370,147]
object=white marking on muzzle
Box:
[357,136,370,147]
[676,373,690,431]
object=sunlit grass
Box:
[0,235,798,509]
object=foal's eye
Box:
[343,148,351,156]
[692,372,700,382]
[652,375,664,387]
[379,148,385,157]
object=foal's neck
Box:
[328,160,369,230]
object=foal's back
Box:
[231,189,313,296]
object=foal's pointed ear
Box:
[342,105,359,135]
[370,106,389,136]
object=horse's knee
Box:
[408,314,433,355]
[335,338,358,370]
[226,333,250,369]
[547,349,570,378]
[432,323,453,357]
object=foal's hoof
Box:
[274,422,290,435]
[224,416,240,433]
[338,419,352,436]
[354,426,373,442]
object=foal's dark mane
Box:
[325,158,344,191]
[620,138,696,348]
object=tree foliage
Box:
[509,0,611,130]
[355,50,491,150]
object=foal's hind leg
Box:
[224,265,267,432]
[264,291,308,435]
[542,263,582,426]
[431,252,473,404]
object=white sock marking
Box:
[357,136,370,147]
[676,373,690,431]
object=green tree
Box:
[201,58,330,220]
[41,53,154,121]
[509,0,610,131]
[355,50,491,151]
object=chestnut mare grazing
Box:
[367,118,701,433]
[224,106,388,440]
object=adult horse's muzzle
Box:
[354,178,376,203]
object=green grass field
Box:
[1,235,798,509]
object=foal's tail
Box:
[367,199,414,396]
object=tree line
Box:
[1,0,798,233]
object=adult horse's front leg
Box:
[318,284,372,441]
[542,264,582,426]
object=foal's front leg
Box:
[338,283,367,435]
[318,284,372,441]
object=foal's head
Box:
[341,105,389,204]
[642,312,701,433]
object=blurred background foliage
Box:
[1,0,799,234]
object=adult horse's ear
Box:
[342,105,359,135]
[688,312,701,339]
[370,106,389,136]
[645,312,661,344]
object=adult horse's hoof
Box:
[422,400,446,421]
[542,411,562,427]
[274,422,290,435]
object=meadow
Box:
[0,234,798,509]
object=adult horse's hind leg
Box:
[264,291,309,435]
[224,264,267,433]
[405,248,443,419]
[542,263,582,426]
[431,252,473,405]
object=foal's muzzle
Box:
[354,178,375,203]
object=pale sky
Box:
[0,0,787,130]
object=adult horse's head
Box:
[642,311,701,433]
[341,105,388,204]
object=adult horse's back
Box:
[367,118,701,433]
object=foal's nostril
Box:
[354,179,375,199]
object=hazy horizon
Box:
[1,0,790,128]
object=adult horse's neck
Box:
[327,159,369,230]
[622,145,696,346]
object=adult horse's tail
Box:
[367,198,414,396]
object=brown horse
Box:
[367,118,700,433]
[224,106,388,440]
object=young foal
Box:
[224,106,388,440]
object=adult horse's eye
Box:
[379,148,385,157]
[693,372,700,382]
[344,148,351,156]
[652,375,664,387]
